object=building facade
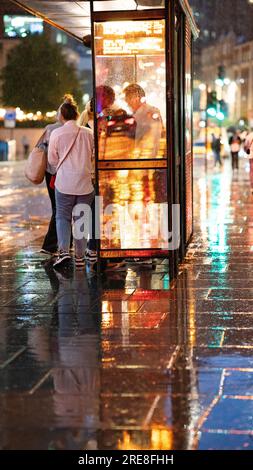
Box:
[190,0,253,78]
[200,33,253,125]
[190,0,253,47]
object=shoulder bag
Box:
[24,131,47,185]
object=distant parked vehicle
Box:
[105,114,136,138]
[193,140,205,155]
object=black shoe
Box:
[53,251,71,268]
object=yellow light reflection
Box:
[188,298,196,347]
[117,428,173,450]
[100,169,168,250]
[102,301,114,328]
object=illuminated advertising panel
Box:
[94,17,168,254]
[94,19,167,161]
[99,169,168,250]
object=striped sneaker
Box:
[53,251,71,268]
[84,249,97,263]
[75,256,85,269]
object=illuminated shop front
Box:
[9,0,198,278]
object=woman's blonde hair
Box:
[78,99,94,126]
[63,94,76,106]
[56,94,77,121]
[60,94,79,121]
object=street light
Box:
[198,84,216,171]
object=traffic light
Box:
[218,65,225,81]
[220,99,228,117]
[207,91,217,117]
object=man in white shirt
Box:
[123,83,163,158]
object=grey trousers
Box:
[55,189,95,257]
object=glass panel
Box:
[185,22,193,242]
[99,169,168,249]
[94,19,166,160]
[185,47,192,154]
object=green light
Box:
[207,107,216,117]
[216,111,225,121]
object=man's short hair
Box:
[96,85,115,106]
[124,84,146,99]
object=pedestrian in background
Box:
[229,132,241,171]
[211,133,222,168]
[244,130,253,193]
[21,135,30,158]
[248,135,253,194]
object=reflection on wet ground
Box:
[1,157,253,450]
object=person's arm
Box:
[48,131,59,168]
[245,134,253,153]
[249,139,253,159]
[43,125,51,145]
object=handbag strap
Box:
[56,127,81,172]
[35,130,47,148]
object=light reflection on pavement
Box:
[1,156,253,450]
[0,162,51,252]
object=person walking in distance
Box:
[244,130,253,193]
[211,133,222,168]
[248,136,253,194]
[22,135,30,157]
[229,132,241,171]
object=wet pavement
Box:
[1,156,253,450]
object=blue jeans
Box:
[55,189,95,258]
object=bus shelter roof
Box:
[9,1,198,43]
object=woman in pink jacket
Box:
[48,98,94,269]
